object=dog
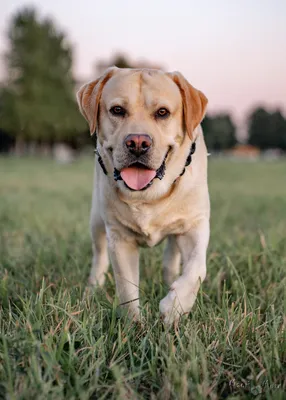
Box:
[76,67,210,324]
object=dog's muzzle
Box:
[114,149,170,191]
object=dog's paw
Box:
[116,304,141,322]
[82,284,96,301]
[88,273,106,287]
[159,280,197,325]
[82,280,107,302]
[159,290,181,325]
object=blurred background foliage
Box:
[0,6,285,155]
[0,8,86,152]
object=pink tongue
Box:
[121,167,156,190]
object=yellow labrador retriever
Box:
[77,67,210,323]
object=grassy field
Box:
[0,156,285,399]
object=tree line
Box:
[0,7,285,153]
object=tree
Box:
[0,7,85,144]
[271,111,286,150]
[0,92,15,152]
[247,107,286,150]
[201,113,237,151]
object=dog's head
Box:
[77,67,207,199]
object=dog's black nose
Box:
[124,134,152,157]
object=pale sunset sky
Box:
[1,0,286,129]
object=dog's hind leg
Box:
[163,235,181,286]
[88,217,109,287]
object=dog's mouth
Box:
[114,149,170,191]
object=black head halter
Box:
[178,141,196,177]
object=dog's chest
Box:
[126,204,186,247]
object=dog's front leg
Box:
[159,218,209,324]
[107,229,140,319]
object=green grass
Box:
[0,156,285,399]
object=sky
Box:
[1,0,286,130]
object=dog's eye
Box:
[110,106,126,116]
[155,108,170,119]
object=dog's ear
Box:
[76,66,117,135]
[168,71,208,141]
